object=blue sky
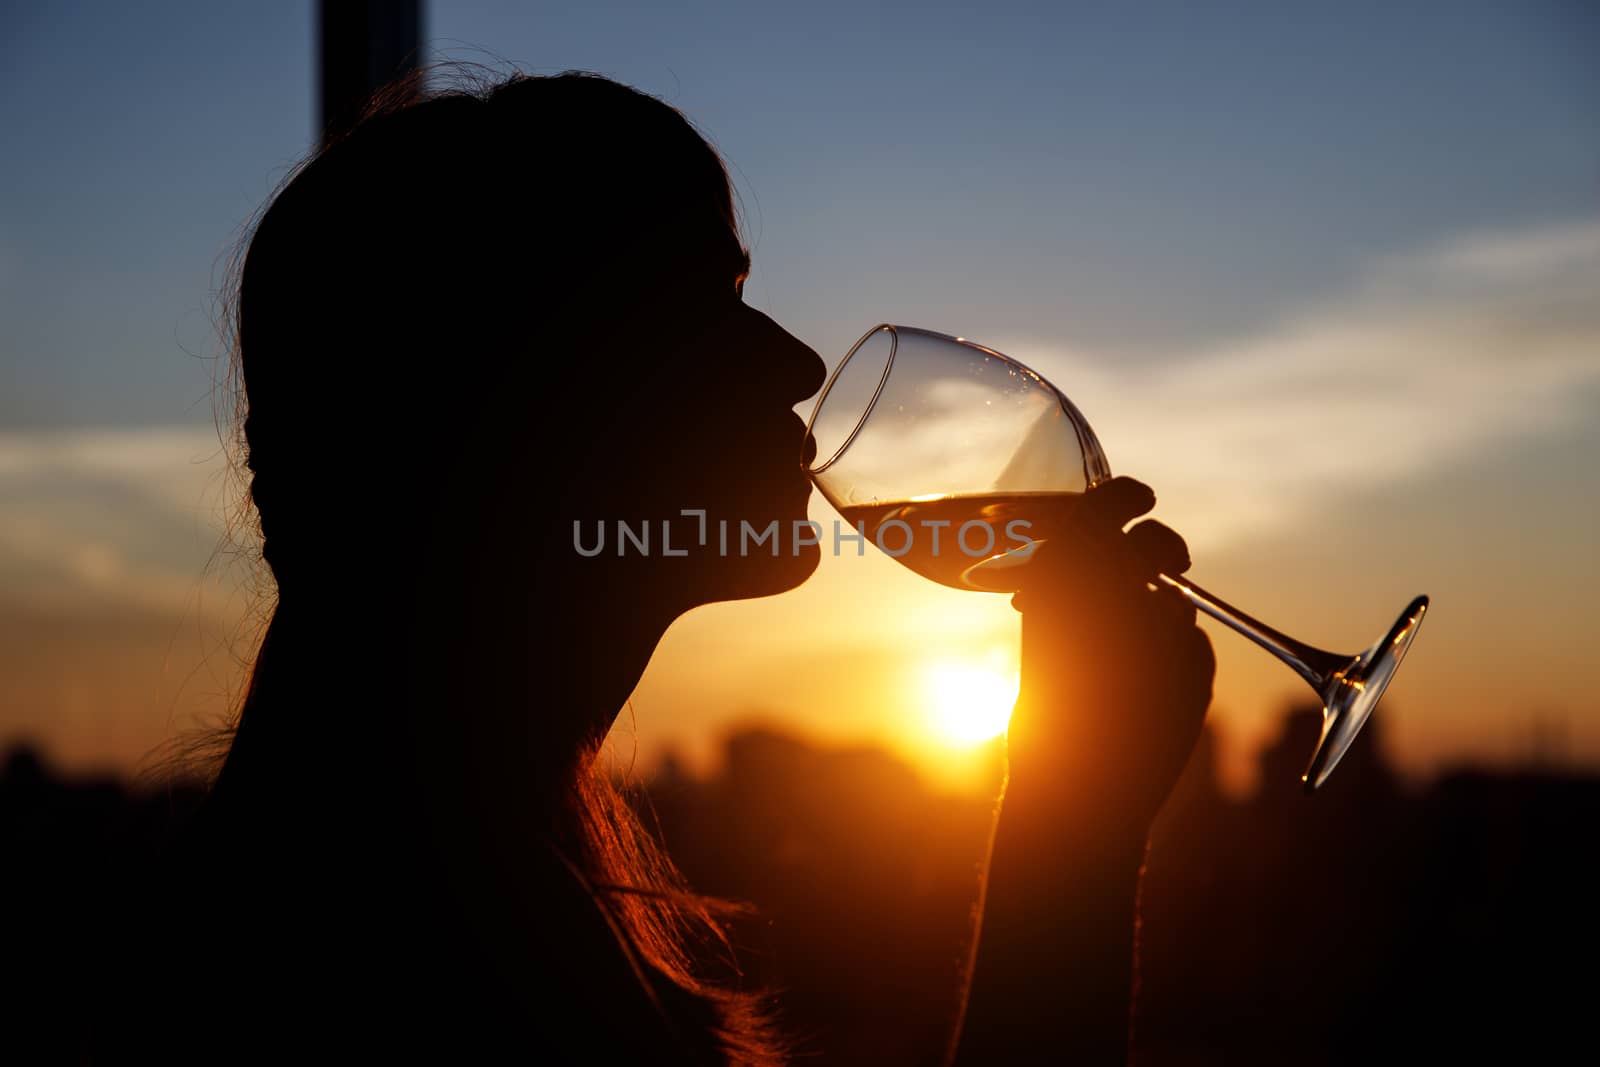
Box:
[2,1,1594,426]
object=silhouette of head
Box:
[204,75,823,1062]
[238,72,825,632]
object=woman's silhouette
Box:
[103,71,1213,1065]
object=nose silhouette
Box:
[737,304,827,406]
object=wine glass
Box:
[803,324,1428,792]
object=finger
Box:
[1184,625,1217,708]
[1126,520,1192,577]
[1014,525,1144,608]
[1010,538,1104,613]
[1011,479,1161,613]
[1077,477,1156,533]
[1148,583,1199,630]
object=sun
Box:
[924,660,1019,746]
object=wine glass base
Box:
[1302,595,1430,793]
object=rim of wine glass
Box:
[804,323,1076,477]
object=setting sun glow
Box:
[924,662,1019,746]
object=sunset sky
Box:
[2,1,1596,794]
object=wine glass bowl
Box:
[804,324,1429,792]
[806,325,1109,510]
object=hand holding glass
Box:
[803,325,1427,791]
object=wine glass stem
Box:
[1155,573,1346,693]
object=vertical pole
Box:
[317,0,425,147]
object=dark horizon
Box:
[6,704,1595,1062]
[2,2,1598,789]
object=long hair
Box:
[207,67,786,1065]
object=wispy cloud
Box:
[0,426,244,618]
[992,219,1600,551]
